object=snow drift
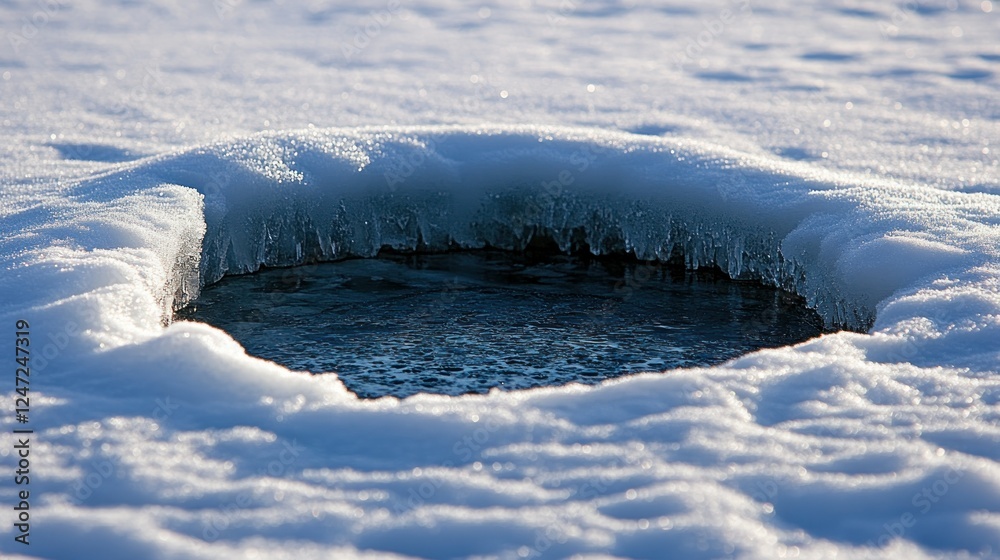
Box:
[2,125,1000,559]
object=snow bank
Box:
[100,125,991,329]
[2,125,999,559]
[3,0,1000,556]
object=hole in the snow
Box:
[176,249,828,399]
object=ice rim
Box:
[73,123,993,331]
[2,124,1000,557]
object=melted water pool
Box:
[177,251,826,398]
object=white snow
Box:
[1,1,999,559]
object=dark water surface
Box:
[177,251,825,398]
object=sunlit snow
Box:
[1,1,999,559]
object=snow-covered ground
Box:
[1,1,999,558]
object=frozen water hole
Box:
[178,249,826,398]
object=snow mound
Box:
[84,125,992,329]
[2,125,1000,559]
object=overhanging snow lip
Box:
[147,125,885,330]
[46,124,992,349]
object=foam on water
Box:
[179,251,826,398]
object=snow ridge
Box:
[103,125,989,330]
[2,125,1000,559]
